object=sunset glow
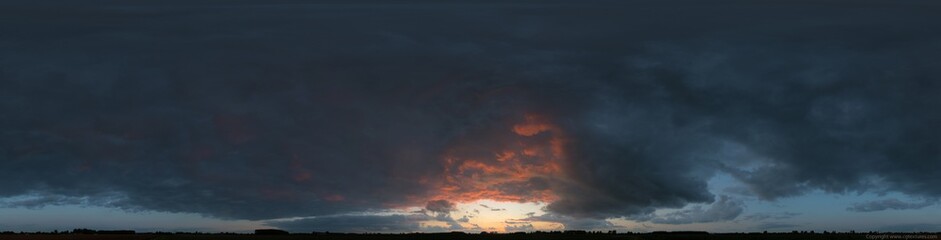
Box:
[3,0,940,234]
[452,199,559,232]
[430,114,566,204]
[409,114,571,231]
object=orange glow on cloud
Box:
[512,115,555,137]
[429,113,568,204]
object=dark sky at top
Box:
[0,0,939,232]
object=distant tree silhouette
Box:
[255,229,289,235]
[72,228,96,234]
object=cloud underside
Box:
[847,198,937,212]
[267,215,429,233]
[0,0,939,229]
[645,196,744,224]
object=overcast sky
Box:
[1,0,940,233]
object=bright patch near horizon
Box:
[452,199,559,232]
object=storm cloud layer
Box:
[1,0,940,230]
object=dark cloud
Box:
[642,195,744,224]
[739,212,801,222]
[522,213,614,230]
[0,192,103,209]
[422,200,463,230]
[425,200,455,214]
[846,198,937,212]
[0,0,940,228]
[504,223,535,232]
[267,214,429,233]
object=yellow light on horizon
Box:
[451,199,556,232]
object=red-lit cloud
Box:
[428,114,567,204]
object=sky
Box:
[1,0,940,234]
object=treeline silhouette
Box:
[0,228,136,235]
[0,229,938,240]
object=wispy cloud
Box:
[847,198,937,212]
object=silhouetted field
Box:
[2,232,939,240]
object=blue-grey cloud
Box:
[521,213,614,230]
[643,195,744,224]
[740,212,801,222]
[847,198,937,212]
[755,222,801,231]
[425,200,455,214]
[0,0,939,229]
[267,214,429,233]
[504,223,534,232]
